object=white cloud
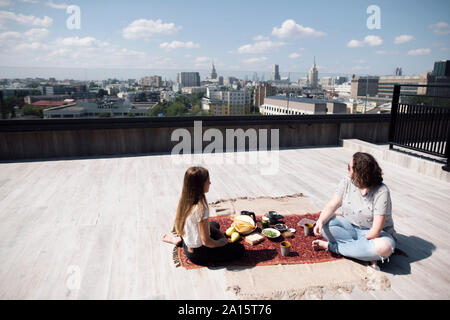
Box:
[394,34,414,44]
[0,27,49,54]
[347,39,364,48]
[272,19,326,39]
[0,10,52,27]
[253,35,269,41]
[16,41,46,51]
[0,0,11,7]
[45,0,68,9]
[429,21,450,35]
[0,27,48,41]
[159,40,199,51]
[407,48,431,56]
[237,40,286,54]
[347,35,382,48]
[242,57,267,64]
[375,50,398,55]
[122,19,181,40]
[363,35,383,46]
[194,56,210,63]
[58,36,108,47]
[289,52,301,59]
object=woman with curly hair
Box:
[312,152,397,268]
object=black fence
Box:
[389,84,450,171]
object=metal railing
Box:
[389,84,450,171]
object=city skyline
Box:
[0,0,449,80]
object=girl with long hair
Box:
[163,166,244,265]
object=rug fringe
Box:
[210,193,305,205]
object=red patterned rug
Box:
[176,212,342,270]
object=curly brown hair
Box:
[351,152,383,189]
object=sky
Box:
[0,0,449,80]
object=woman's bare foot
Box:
[312,239,328,251]
[162,233,182,246]
[369,260,380,271]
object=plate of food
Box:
[262,228,281,239]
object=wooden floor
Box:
[0,145,449,299]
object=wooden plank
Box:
[0,146,449,299]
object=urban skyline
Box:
[0,0,449,81]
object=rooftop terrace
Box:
[0,139,449,299]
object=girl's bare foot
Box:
[312,239,328,251]
[162,234,182,246]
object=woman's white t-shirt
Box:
[183,203,209,249]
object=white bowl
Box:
[262,228,281,239]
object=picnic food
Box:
[232,215,256,235]
[225,226,236,237]
[231,232,240,243]
[282,231,293,238]
[264,230,278,237]
[262,228,281,239]
[244,232,265,245]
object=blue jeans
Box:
[322,216,396,263]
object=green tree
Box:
[2,96,25,119]
[166,101,188,116]
[147,104,167,116]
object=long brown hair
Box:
[351,152,383,189]
[173,166,209,236]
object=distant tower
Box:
[395,67,402,76]
[309,56,319,89]
[209,61,217,80]
[272,64,280,81]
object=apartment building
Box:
[261,96,346,115]
[202,88,253,115]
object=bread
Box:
[244,232,265,245]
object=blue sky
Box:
[0,0,449,80]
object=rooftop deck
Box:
[0,143,449,299]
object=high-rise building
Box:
[140,75,162,87]
[308,57,319,89]
[254,82,277,107]
[202,88,253,115]
[177,72,200,88]
[209,62,217,80]
[272,64,280,81]
[395,67,402,76]
[432,60,450,77]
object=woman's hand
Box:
[315,192,342,236]
[313,220,323,236]
[365,215,385,240]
